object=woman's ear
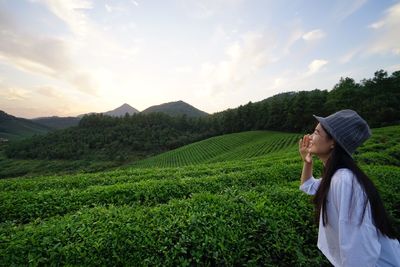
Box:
[329,141,335,150]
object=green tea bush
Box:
[0,164,301,224]
[356,152,399,166]
[0,125,398,266]
[386,144,400,162]
[0,191,329,266]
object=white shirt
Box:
[300,168,400,267]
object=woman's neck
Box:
[319,152,332,166]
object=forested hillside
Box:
[4,69,400,162]
[5,112,211,161]
[0,111,52,140]
[141,100,209,117]
[32,116,81,130]
[214,69,399,133]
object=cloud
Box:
[209,25,231,45]
[174,66,193,74]
[0,7,98,95]
[0,87,31,101]
[0,35,73,75]
[307,59,328,75]
[387,64,400,73]
[302,29,326,41]
[105,4,112,12]
[69,72,98,94]
[40,0,93,36]
[283,27,304,55]
[105,3,125,13]
[338,47,362,63]
[179,0,244,19]
[39,0,142,81]
[368,21,385,29]
[273,77,285,87]
[367,2,400,55]
[0,106,48,119]
[199,31,273,96]
[35,86,64,98]
[0,81,101,118]
[0,102,76,119]
[333,0,367,21]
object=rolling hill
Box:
[0,111,52,140]
[32,116,81,130]
[142,100,209,117]
[132,130,300,168]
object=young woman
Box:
[298,109,399,267]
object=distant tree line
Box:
[211,69,400,134]
[5,69,400,161]
[5,112,212,161]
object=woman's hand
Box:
[299,134,312,164]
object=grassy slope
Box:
[0,118,51,140]
[0,131,298,179]
[0,126,399,266]
[132,130,300,168]
[0,150,121,179]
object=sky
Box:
[0,0,399,119]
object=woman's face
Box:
[309,123,335,158]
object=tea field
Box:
[132,131,299,168]
[0,126,399,266]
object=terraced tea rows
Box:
[0,126,399,266]
[133,131,299,168]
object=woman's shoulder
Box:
[330,168,365,202]
[331,168,356,186]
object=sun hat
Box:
[313,109,371,156]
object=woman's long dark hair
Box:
[312,129,398,239]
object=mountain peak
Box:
[142,100,208,117]
[104,103,139,117]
